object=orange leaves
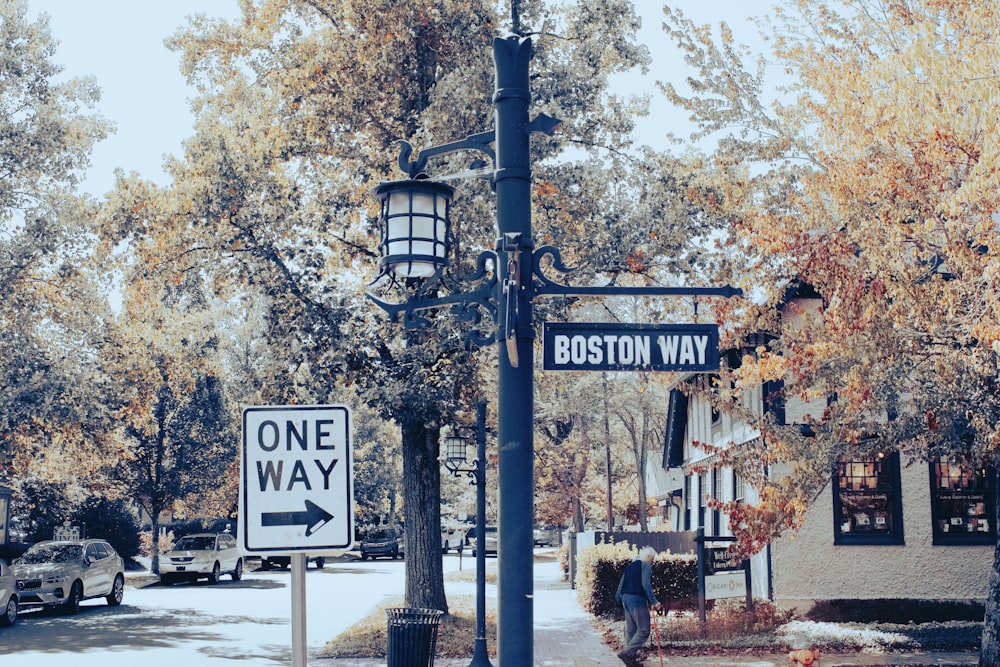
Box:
[625,249,647,273]
[721,482,809,557]
[535,179,559,197]
[926,410,939,432]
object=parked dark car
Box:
[12,539,125,614]
[258,555,325,570]
[533,526,559,547]
[467,526,498,556]
[360,528,403,560]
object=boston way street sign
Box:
[240,405,353,555]
[543,322,720,372]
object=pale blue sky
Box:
[27,1,774,199]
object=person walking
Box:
[615,546,660,666]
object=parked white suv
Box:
[12,539,124,614]
[0,558,17,625]
[160,533,243,585]
[441,526,463,554]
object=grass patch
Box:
[318,594,497,659]
[318,553,562,659]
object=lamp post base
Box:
[469,637,493,667]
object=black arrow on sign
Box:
[261,500,334,536]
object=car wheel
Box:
[208,562,221,584]
[232,559,243,581]
[443,541,449,554]
[260,558,272,571]
[314,557,325,569]
[62,580,82,615]
[360,553,367,561]
[160,573,176,586]
[0,596,17,626]
[106,574,124,606]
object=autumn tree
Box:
[534,371,656,532]
[148,0,665,616]
[97,177,239,571]
[100,288,236,573]
[0,1,115,504]
[659,2,1000,662]
[534,375,595,531]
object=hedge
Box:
[575,541,698,617]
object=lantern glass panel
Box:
[377,180,452,279]
[445,435,469,464]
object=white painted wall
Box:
[770,459,993,608]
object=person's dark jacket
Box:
[615,558,658,605]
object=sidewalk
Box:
[309,560,980,667]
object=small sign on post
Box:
[695,529,752,629]
[240,404,354,555]
[240,404,354,667]
[53,521,83,541]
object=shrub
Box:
[73,497,142,560]
[139,530,176,557]
[804,599,985,623]
[575,541,697,617]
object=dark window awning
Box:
[663,388,688,469]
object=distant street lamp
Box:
[442,401,492,667]
[368,34,741,666]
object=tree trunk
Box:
[637,408,649,532]
[603,377,613,530]
[572,495,584,533]
[980,542,1000,666]
[150,505,162,574]
[401,418,448,613]
[388,448,399,525]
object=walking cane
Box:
[650,606,665,667]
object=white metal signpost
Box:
[240,405,354,667]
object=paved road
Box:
[0,557,409,665]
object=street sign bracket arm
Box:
[397,133,496,179]
[531,245,744,300]
[366,249,500,348]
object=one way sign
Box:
[240,405,354,555]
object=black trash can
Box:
[386,607,443,667]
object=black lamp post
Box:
[371,37,540,665]
[369,34,741,667]
[443,401,492,667]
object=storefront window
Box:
[930,457,996,545]
[833,451,904,545]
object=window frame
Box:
[711,466,722,535]
[683,475,692,531]
[697,474,705,530]
[929,457,997,546]
[733,470,745,504]
[832,450,905,546]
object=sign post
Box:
[241,405,354,667]
[694,529,752,635]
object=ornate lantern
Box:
[374,177,454,279]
